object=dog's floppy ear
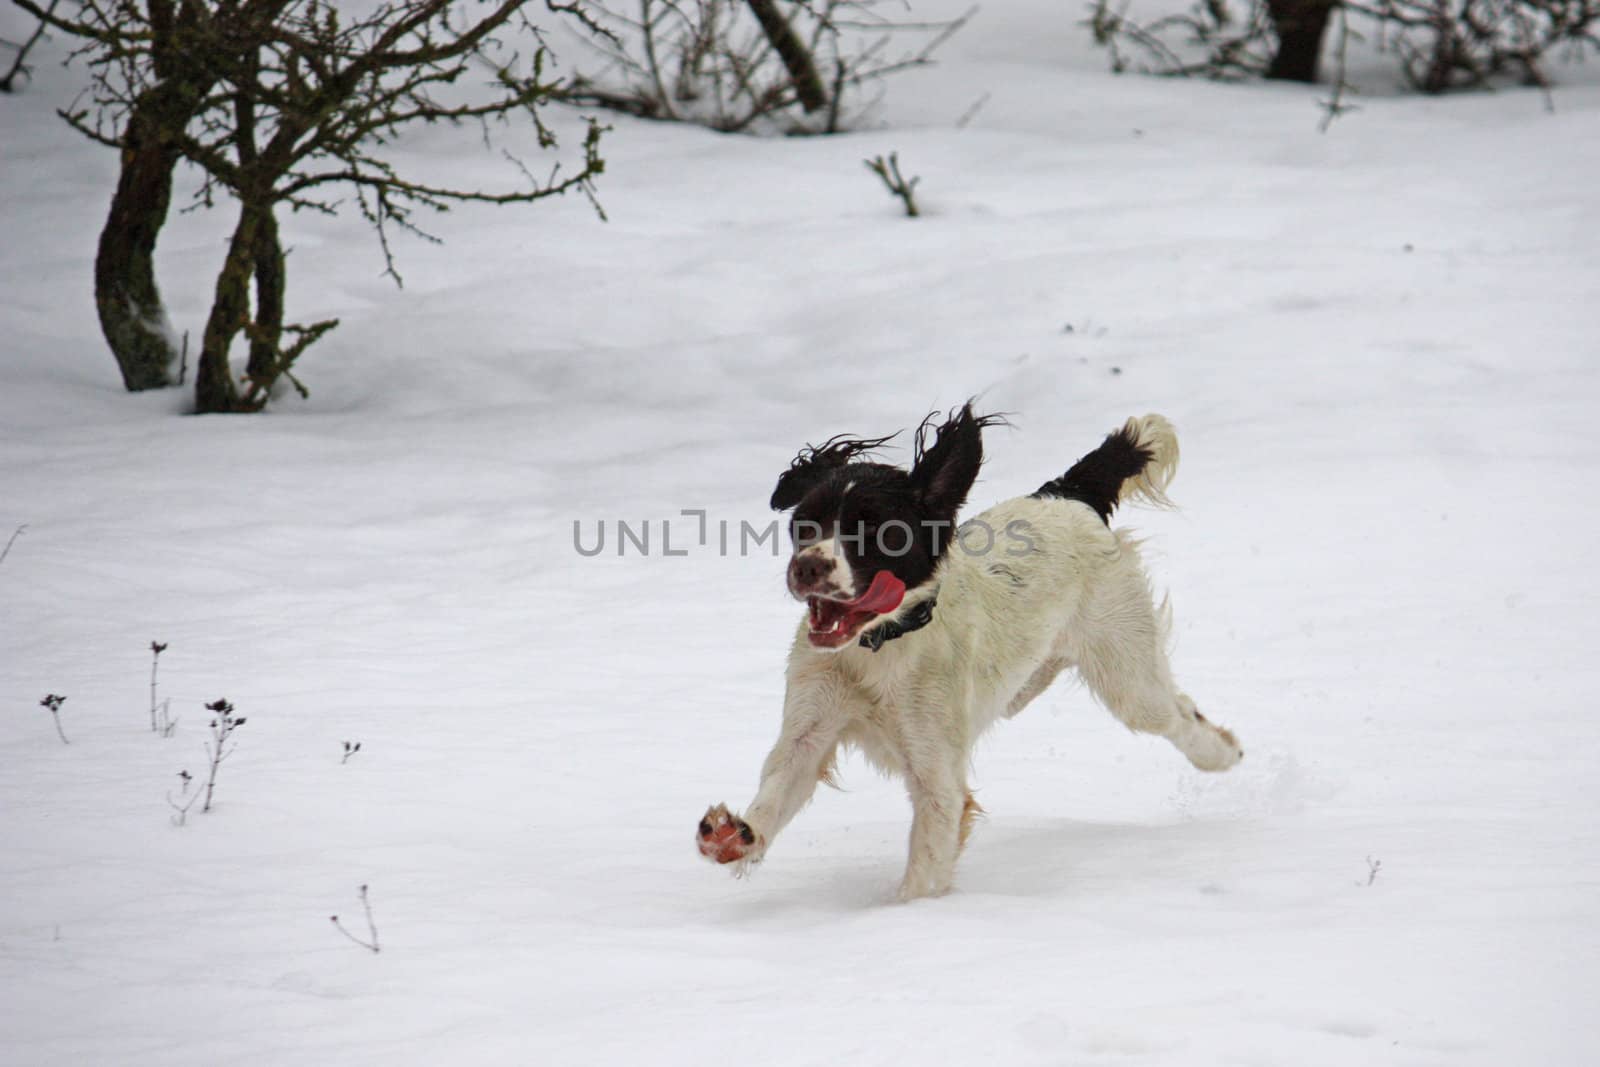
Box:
[770,432,897,510]
[909,403,1005,516]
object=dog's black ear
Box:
[770,431,897,510]
[909,403,1005,516]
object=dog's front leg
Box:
[898,758,966,901]
[896,697,969,901]
[696,669,855,871]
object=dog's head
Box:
[770,403,1002,650]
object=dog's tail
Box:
[1032,414,1179,523]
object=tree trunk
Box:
[92,0,226,392]
[245,207,284,385]
[227,42,286,392]
[195,205,265,413]
[1265,0,1336,82]
[94,107,182,391]
[741,0,828,112]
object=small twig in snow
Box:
[1317,5,1360,133]
[39,693,69,744]
[865,151,920,217]
[955,91,991,128]
[149,641,169,733]
[167,769,199,826]
[200,698,246,813]
[155,698,176,737]
[0,524,26,568]
[330,884,381,953]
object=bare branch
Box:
[239,316,339,405]
[0,524,25,568]
[1317,3,1360,131]
[1087,0,1599,95]
[2,0,62,91]
[568,0,971,133]
[10,0,124,44]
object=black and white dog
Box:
[697,406,1242,900]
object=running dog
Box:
[696,405,1242,900]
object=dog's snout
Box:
[789,553,831,591]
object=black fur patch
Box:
[769,432,899,511]
[770,403,1005,599]
[1033,423,1152,522]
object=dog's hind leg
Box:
[1170,693,1242,771]
[1006,655,1072,718]
[1068,539,1241,772]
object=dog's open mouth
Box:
[806,570,907,649]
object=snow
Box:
[3,2,1599,1063]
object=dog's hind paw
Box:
[697,803,763,866]
[1174,699,1243,772]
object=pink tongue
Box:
[841,570,906,616]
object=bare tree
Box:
[568,0,972,133]
[16,0,606,411]
[13,0,241,390]
[1086,0,1598,93]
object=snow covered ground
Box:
[3,3,1598,1063]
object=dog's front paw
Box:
[896,867,954,903]
[696,804,762,866]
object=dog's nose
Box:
[788,553,830,592]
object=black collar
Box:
[859,592,937,652]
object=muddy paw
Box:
[696,803,761,865]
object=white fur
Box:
[1115,413,1179,511]
[708,417,1241,901]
